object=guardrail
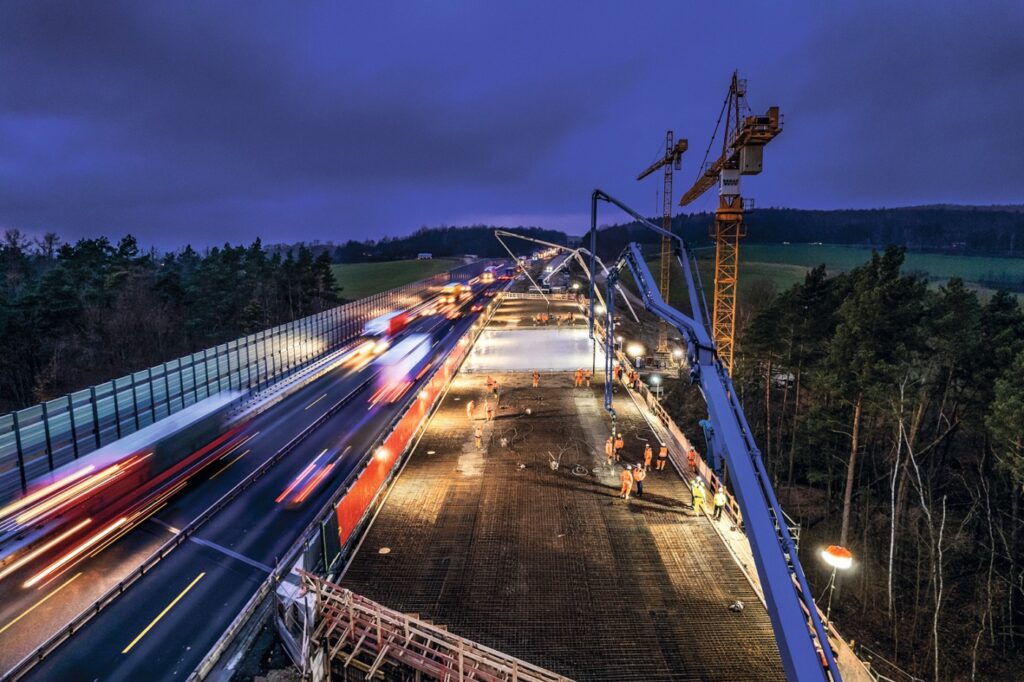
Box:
[2,377,373,682]
[188,285,510,680]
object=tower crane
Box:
[680,72,782,372]
[636,132,687,354]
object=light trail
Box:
[0,519,93,582]
[23,517,128,588]
[274,456,322,504]
[0,466,96,522]
[293,462,335,504]
[12,463,127,527]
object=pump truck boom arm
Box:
[590,189,840,682]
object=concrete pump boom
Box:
[588,189,841,682]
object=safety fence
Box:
[0,260,491,504]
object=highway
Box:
[0,285,494,680]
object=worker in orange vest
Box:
[466,399,475,421]
[614,433,624,461]
[687,447,698,470]
[485,400,494,421]
[605,436,615,466]
[619,466,634,500]
[656,443,669,471]
[574,368,583,388]
[633,466,646,498]
[532,370,540,388]
[643,444,653,470]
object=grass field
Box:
[642,243,1024,308]
[331,258,462,300]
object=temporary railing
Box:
[299,571,569,682]
[0,260,489,504]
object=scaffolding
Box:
[299,571,570,682]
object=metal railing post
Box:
[12,411,27,493]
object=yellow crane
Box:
[680,72,781,372]
[636,131,687,354]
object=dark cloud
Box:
[0,2,1020,248]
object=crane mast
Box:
[636,132,687,354]
[680,72,781,372]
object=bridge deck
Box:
[341,299,784,681]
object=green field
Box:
[331,258,462,300]
[683,244,1024,302]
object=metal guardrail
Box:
[2,377,373,682]
[188,285,510,680]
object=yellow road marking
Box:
[122,571,205,654]
[0,572,82,635]
[210,449,251,479]
[304,393,327,410]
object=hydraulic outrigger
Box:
[587,189,841,682]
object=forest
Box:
[0,229,340,413]
[657,246,1024,680]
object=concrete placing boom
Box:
[680,72,782,373]
[588,188,841,682]
[636,131,688,354]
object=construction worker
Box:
[491,381,499,398]
[691,478,706,515]
[632,465,646,498]
[466,399,475,421]
[713,486,728,520]
[605,436,615,467]
[574,368,583,388]
[614,432,624,462]
[486,375,494,391]
[584,370,592,388]
[619,466,634,500]
[532,370,540,388]
[485,400,494,421]
[643,443,653,470]
[656,443,668,470]
[687,447,698,471]
[474,424,483,449]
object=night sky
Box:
[1,1,1022,250]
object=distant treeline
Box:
[593,205,1024,258]
[0,230,339,412]
[272,226,570,263]
[270,206,1024,266]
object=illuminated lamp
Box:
[821,545,853,570]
